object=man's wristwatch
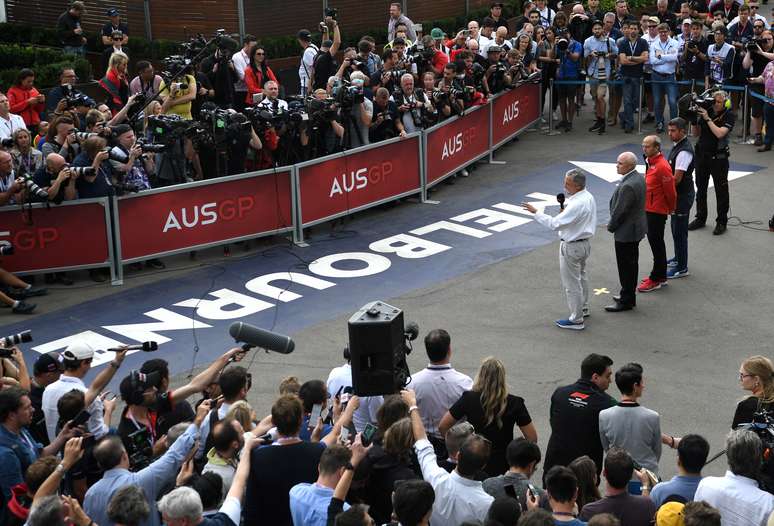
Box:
[55,462,67,474]
[344,462,355,471]
[408,405,419,413]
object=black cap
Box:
[33,353,63,375]
[111,124,132,137]
[106,8,119,16]
[297,29,312,41]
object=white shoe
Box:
[459,169,470,177]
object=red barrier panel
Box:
[491,84,541,148]
[296,134,421,226]
[424,104,491,185]
[0,198,112,274]
[117,170,293,262]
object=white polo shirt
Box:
[694,470,774,526]
[42,374,107,442]
[0,113,26,141]
[408,364,473,438]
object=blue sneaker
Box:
[555,319,585,330]
[667,258,678,268]
[667,267,690,279]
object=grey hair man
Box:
[107,485,150,526]
[694,429,774,525]
[522,169,597,330]
[605,151,646,312]
[439,421,476,472]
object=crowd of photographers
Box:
[1,330,774,526]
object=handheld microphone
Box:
[228,322,295,354]
[556,193,566,210]
[108,341,158,352]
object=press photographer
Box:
[393,73,434,136]
[741,28,774,146]
[41,116,80,163]
[298,87,344,159]
[682,21,710,90]
[311,17,342,91]
[108,124,154,192]
[200,35,239,109]
[370,49,403,95]
[688,89,734,235]
[45,68,95,117]
[434,62,466,119]
[0,151,22,206]
[485,45,510,94]
[336,72,372,149]
[31,153,77,204]
[72,135,114,199]
[369,87,400,142]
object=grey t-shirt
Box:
[345,97,373,148]
[599,402,662,474]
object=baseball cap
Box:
[648,16,661,24]
[106,8,119,16]
[33,352,63,375]
[431,27,445,39]
[655,502,685,526]
[297,29,312,41]
[682,18,693,25]
[62,341,95,361]
[487,45,503,54]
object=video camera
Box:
[747,38,764,51]
[740,410,774,493]
[0,242,12,256]
[333,79,365,111]
[324,7,338,20]
[679,88,719,122]
[1,138,14,148]
[61,84,93,110]
[126,426,153,471]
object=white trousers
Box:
[559,239,591,323]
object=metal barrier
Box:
[0,197,117,282]
[293,132,423,244]
[112,167,295,283]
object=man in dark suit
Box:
[606,151,647,312]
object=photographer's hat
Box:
[111,124,132,137]
[487,45,503,54]
[431,28,446,40]
[655,502,685,526]
[648,16,661,24]
[106,8,119,16]
[34,352,63,375]
[297,29,312,41]
[682,18,693,25]
[63,341,95,361]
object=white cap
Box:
[683,18,692,25]
[62,341,95,361]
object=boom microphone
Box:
[228,322,295,354]
[404,322,419,341]
[557,193,566,210]
[109,341,158,352]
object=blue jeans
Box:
[764,103,774,146]
[621,76,640,130]
[671,189,694,271]
[651,72,678,127]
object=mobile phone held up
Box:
[362,423,378,446]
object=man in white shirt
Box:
[231,34,256,110]
[522,169,597,330]
[326,347,352,402]
[41,342,129,442]
[402,389,494,525]
[297,30,319,95]
[256,81,289,112]
[0,93,27,141]
[694,429,774,526]
[535,0,555,28]
[649,23,680,133]
[468,20,491,57]
[407,329,472,455]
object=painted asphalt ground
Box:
[4,113,773,480]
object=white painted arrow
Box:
[569,160,753,189]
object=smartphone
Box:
[462,29,471,38]
[72,409,90,427]
[340,427,351,444]
[362,423,378,446]
[252,93,264,104]
[309,403,323,429]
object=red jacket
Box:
[7,85,44,127]
[645,152,676,215]
[244,65,278,105]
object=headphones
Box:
[124,370,149,406]
[715,90,732,111]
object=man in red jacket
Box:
[638,135,676,293]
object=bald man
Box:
[606,151,647,312]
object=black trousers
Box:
[615,240,639,306]
[695,154,730,225]
[646,212,667,281]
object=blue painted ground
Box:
[2,143,763,385]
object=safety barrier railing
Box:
[4,84,541,284]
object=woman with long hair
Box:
[733,355,774,428]
[537,26,559,119]
[569,455,601,510]
[10,128,43,176]
[352,417,420,524]
[7,68,45,135]
[244,46,279,106]
[99,51,130,115]
[439,357,537,476]
[516,34,538,72]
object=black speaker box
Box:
[348,301,407,397]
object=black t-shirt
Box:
[33,166,71,204]
[618,37,649,78]
[369,100,399,142]
[73,153,115,198]
[732,397,772,429]
[696,108,735,154]
[371,69,399,95]
[28,383,50,447]
[544,379,616,476]
[683,37,710,79]
[244,441,325,525]
[101,22,129,41]
[750,50,771,76]
[117,392,174,468]
[226,133,251,175]
[313,51,337,91]
[156,399,195,437]
[449,391,532,476]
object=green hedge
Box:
[0,44,91,89]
